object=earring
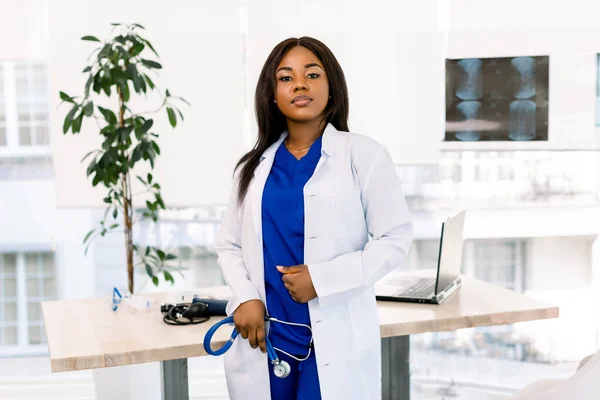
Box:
[273,99,277,103]
[329,96,331,99]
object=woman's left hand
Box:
[277,265,317,303]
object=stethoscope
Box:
[203,315,313,379]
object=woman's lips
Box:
[292,96,312,107]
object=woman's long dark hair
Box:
[234,37,349,205]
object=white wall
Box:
[0,0,48,61]
[247,1,444,165]
[445,0,600,152]
[48,1,245,208]
[525,236,592,291]
[248,0,600,165]
[412,207,600,240]
[45,0,600,208]
[519,235,597,361]
[0,181,56,248]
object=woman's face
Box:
[274,46,329,125]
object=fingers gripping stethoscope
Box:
[203,315,313,379]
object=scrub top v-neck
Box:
[261,134,322,356]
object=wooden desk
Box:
[42,278,558,399]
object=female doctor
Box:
[214,36,413,400]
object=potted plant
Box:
[59,23,189,294]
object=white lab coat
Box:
[214,122,413,400]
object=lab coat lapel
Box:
[250,133,287,249]
[304,122,338,190]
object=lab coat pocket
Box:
[224,336,246,372]
[347,289,379,352]
[328,189,365,238]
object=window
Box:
[0,62,50,151]
[25,253,55,345]
[405,239,441,271]
[0,65,6,146]
[0,254,17,346]
[462,239,524,292]
[15,64,49,146]
[0,252,56,352]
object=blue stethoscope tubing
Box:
[203,315,312,378]
[203,316,278,360]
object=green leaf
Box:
[86,158,97,177]
[146,200,156,211]
[83,101,94,117]
[144,74,155,89]
[92,72,103,94]
[141,39,159,57]
[145,264,153,278]
[83,229,95,244]
[98,106,117,124]
[102,78,112,96]
[81,36,101,42]
[113,208,118,218]
[85,74,94,97]
[177,109,185,122]
[130,42,145,57]
[174,96,191,107]
[80,149,99,162]
[164,270,174,284]
[131,145,143,164]
[136,175,146,186]
[152,276,159,286]
[141,59,162,69]
[165,254,177,261]
[103,196,112,204]
[63,107,78,134]
[156,194,165,210]
[82,66,92,73]
[153,183,161,189]
[132,23,146,30]
[135,119,153,140]
[121,81,130,102]
[147,173,152,184]
[151,141,160,155]
[110,22,122,26]
[72,112,83,133]
[109,223,119,229]
[157,249,165,261]
[165,89,171,97]
[167,107,176,127]
[60,91,75,103]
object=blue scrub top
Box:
[262,134,322,356]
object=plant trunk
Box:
[118,86,134,294]
[122,175,134,294]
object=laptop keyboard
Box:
[395,278,435,298]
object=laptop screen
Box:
[435,211,466,294]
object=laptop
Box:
[375,210,466,304]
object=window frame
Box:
[0,61,52,159]
[0,252,55,357]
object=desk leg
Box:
[381,335,410,400]
[161,358,189,400]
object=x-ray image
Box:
[445,56,549,141]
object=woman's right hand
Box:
[233,299,266,353]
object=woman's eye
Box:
[279,76,291,82]
[308,73,320,79]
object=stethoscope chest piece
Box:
[272,359,291,379]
